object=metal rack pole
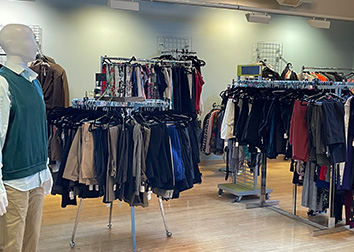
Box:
[70,198,84,248]
[260,152,267,205]
[108,202,113,229]
[158,196,173,237]
[328,164,337,228]
[131,206,136,252]
[292,184,297,215]
[246,152,279,209]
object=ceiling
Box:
[147,0,354,21]
[13,0,354,22]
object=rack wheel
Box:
[232,196,242,203]
[70,241,75,248]
[107,223,112,229]
[265,193,270,200]
[166,231,172,238]
[218,189,223,197]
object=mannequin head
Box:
[0,24,37,67]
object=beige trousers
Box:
[0,185,44,252]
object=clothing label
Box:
[69,191,74,200]
[95,185,99,191]
[148,190,152,200]
[89,185,93,191]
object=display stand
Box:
[69,97,172,251]
[300,66,354,87]
[69,197,172,251]
[233,77,354,236]
[218,146,274,203]
[244,153,279,209]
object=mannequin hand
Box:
[42,174,53,196]
[0,191,8,216]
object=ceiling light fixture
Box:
[245,13,271,24]
[307,18,331,29]
[276,0,303,8]
[107,0,139,11]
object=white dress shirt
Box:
[0,62,51,194]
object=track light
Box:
[245,13,271,24]
[307,18,331,29]
[107,0,139,11]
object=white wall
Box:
[1,0,354,159]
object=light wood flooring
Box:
[38,157,354,252]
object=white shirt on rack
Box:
[0,62,51,194]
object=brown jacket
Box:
[30,55,70,111]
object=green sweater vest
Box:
[0,67,48,180]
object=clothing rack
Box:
[68,98,173,252]
[160,49,197,57]
[101,55,193,66]
[97,55,193,101]
[300,66,354,81]
[232,79,354,236]
[218,149,274,203]
[72,98,170,111]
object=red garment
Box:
[319,166,327,181]
[101,65,114,94]
[195,69,204,114]
[102,64,107,93]
[289,100,309,162]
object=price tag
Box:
[148,190,152,200]
[95,185,99,191]
[69,191,74,200]
[89,185,93,191]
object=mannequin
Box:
[0,24,53,252]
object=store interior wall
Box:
[2,0,354,160]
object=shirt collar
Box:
[4,62,38,82]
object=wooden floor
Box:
[38,157,354,252]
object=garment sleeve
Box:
[62,70,70,107]
[0,76,11,194]
[220,99,235,140]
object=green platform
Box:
[218,183,273,202]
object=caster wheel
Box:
[265,193,270,200]
[107,223,112,229]
[232,196,242,203]
[218,189,223,197]
[166,231,172,238]
[70,241,75,248]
